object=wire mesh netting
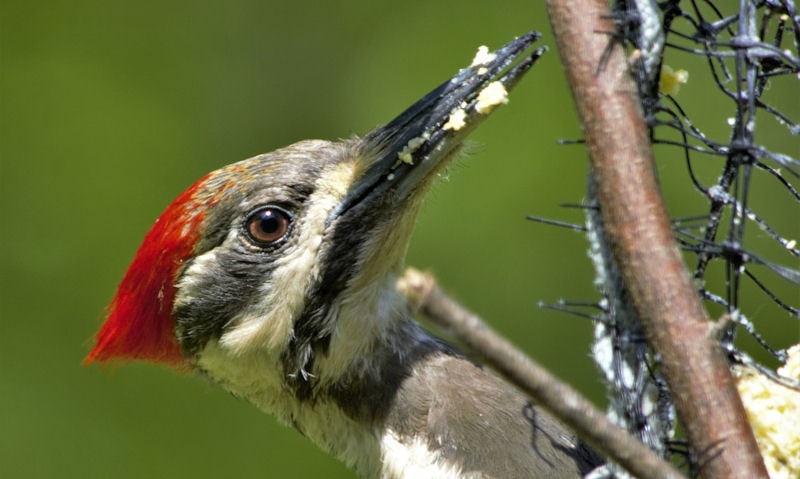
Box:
[537,1,799,476]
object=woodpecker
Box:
[87,32,601,478]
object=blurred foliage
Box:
[0,1,796,478]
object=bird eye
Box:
[245,206,292,245]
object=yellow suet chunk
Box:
[397,136,426,165]
[475,81,509,114]
[735,344,800,479]
[471,45,496,67]
[443,108,467,131]
[659,64,689,96]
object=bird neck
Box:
[195,274,454,477]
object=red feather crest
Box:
[85,174,217,367]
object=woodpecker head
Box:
[87,33,545,396]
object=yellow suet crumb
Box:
[471,45,496,67]
[734,344,800,479]
[397,136,426,165]
[397,151,413,164]
[659,64,689,96]
[443,108,467,131]
[475,81,508,114]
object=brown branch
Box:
[542,1,769,478]
[399,268,685,479]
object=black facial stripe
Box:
[284,195,392,399]
[174,245,282,356]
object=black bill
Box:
[336,31,547,216]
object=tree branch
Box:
[542,1,768,478]
[399,268,685,479]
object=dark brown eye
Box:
[245,206,292,245]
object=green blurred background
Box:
[1,1,797,478]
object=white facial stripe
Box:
[174,246,222,306]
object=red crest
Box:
[85,174,215,367]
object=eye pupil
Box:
[259,212,279,233]
[246,207,291,244]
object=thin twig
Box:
[398,267,686,479]
[543,0,769,478]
